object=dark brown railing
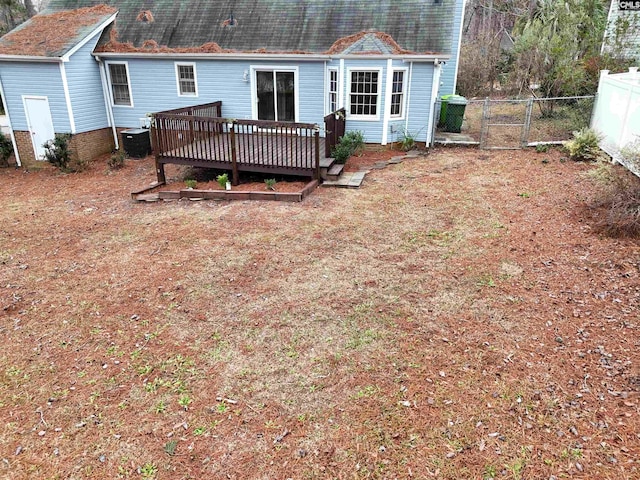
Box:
[152,103,321,184]
[324,108,346,157]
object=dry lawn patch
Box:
[0,148,639,479]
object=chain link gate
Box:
[480,98,532,149]
[433,95,595,150]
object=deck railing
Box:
[153,111,321,184]
[324,108,346,156]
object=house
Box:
[0,0,466,169]
[602,1,640,61]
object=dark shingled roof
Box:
[43,0,456,54]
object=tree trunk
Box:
[23,0,36,17]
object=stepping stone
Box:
[321,171,366,188]
[347,171,366,187]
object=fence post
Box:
[230,122,239,186]
[480,97,490,149]
[521,98,534,148]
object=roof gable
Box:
[41,0,458,55]
[0,5,116,57]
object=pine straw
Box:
[326,31,416,55]
[1,150,639,479]
[0,5,116,57]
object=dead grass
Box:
[0,148,639,479]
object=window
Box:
[390,70,406,118]
[176,63,198,96]
[349,70,380,119]
[107,62,132,107]
[328,68,338,113]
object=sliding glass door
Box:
[255,70,295,122]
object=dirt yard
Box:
[1,147,638,479]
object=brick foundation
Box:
[13,130,37,168]
[68,128,115,164]
[13,128,115,169]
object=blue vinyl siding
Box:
[342,59,387,143]
[107,58,325,129]
[439,0,465,96]
[387,62,434,144]
[0,62,70,132]
[66,31,109,133]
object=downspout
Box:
[96,57,119,149]
[426,60,442,147]
[0,77,21,166]
[59,62,76,133]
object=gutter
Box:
[0,54,62,63]
[93,52,450,62]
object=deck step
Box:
[323,163,344,181]
[319,157,335,169]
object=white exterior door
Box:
[23,96,55,160]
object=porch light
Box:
[243,70,249,82]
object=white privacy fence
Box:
[591,68,640,177]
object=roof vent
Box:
[136,10,154,23]
[221,13,238,27]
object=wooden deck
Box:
[157,130,326,175]
[152,102,346,185]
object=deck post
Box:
[314,128,320,180]
[156,160,166,184]
[230,123,239,185]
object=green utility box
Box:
[443,95,467,133]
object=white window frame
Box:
[175,62,198,97]
[327,67,339,114]
[250,66,299,123]
[347,67,382,121]
[390,68,408,120]
[105,61,133,108]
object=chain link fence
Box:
[433,96,595,149]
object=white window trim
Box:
[327,67,339,115]
[346,67,382,121]
[105,61,134,108]
[389,67,408,120]
[250,66,299,123]
[175,62,199,97]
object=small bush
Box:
[0,133,13,167]
[331,130,364,164]
[563,128,603,162]
[216,173,229,189]
[398,129,416,152]
[586,160,640,238]
[44,133,85,172]
[184,179,197,189]
[108,150,126,170]
[620,139,640,175]
[265,178,276,190]
[535,144,550,153]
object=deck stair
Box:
[319,156,364,188]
